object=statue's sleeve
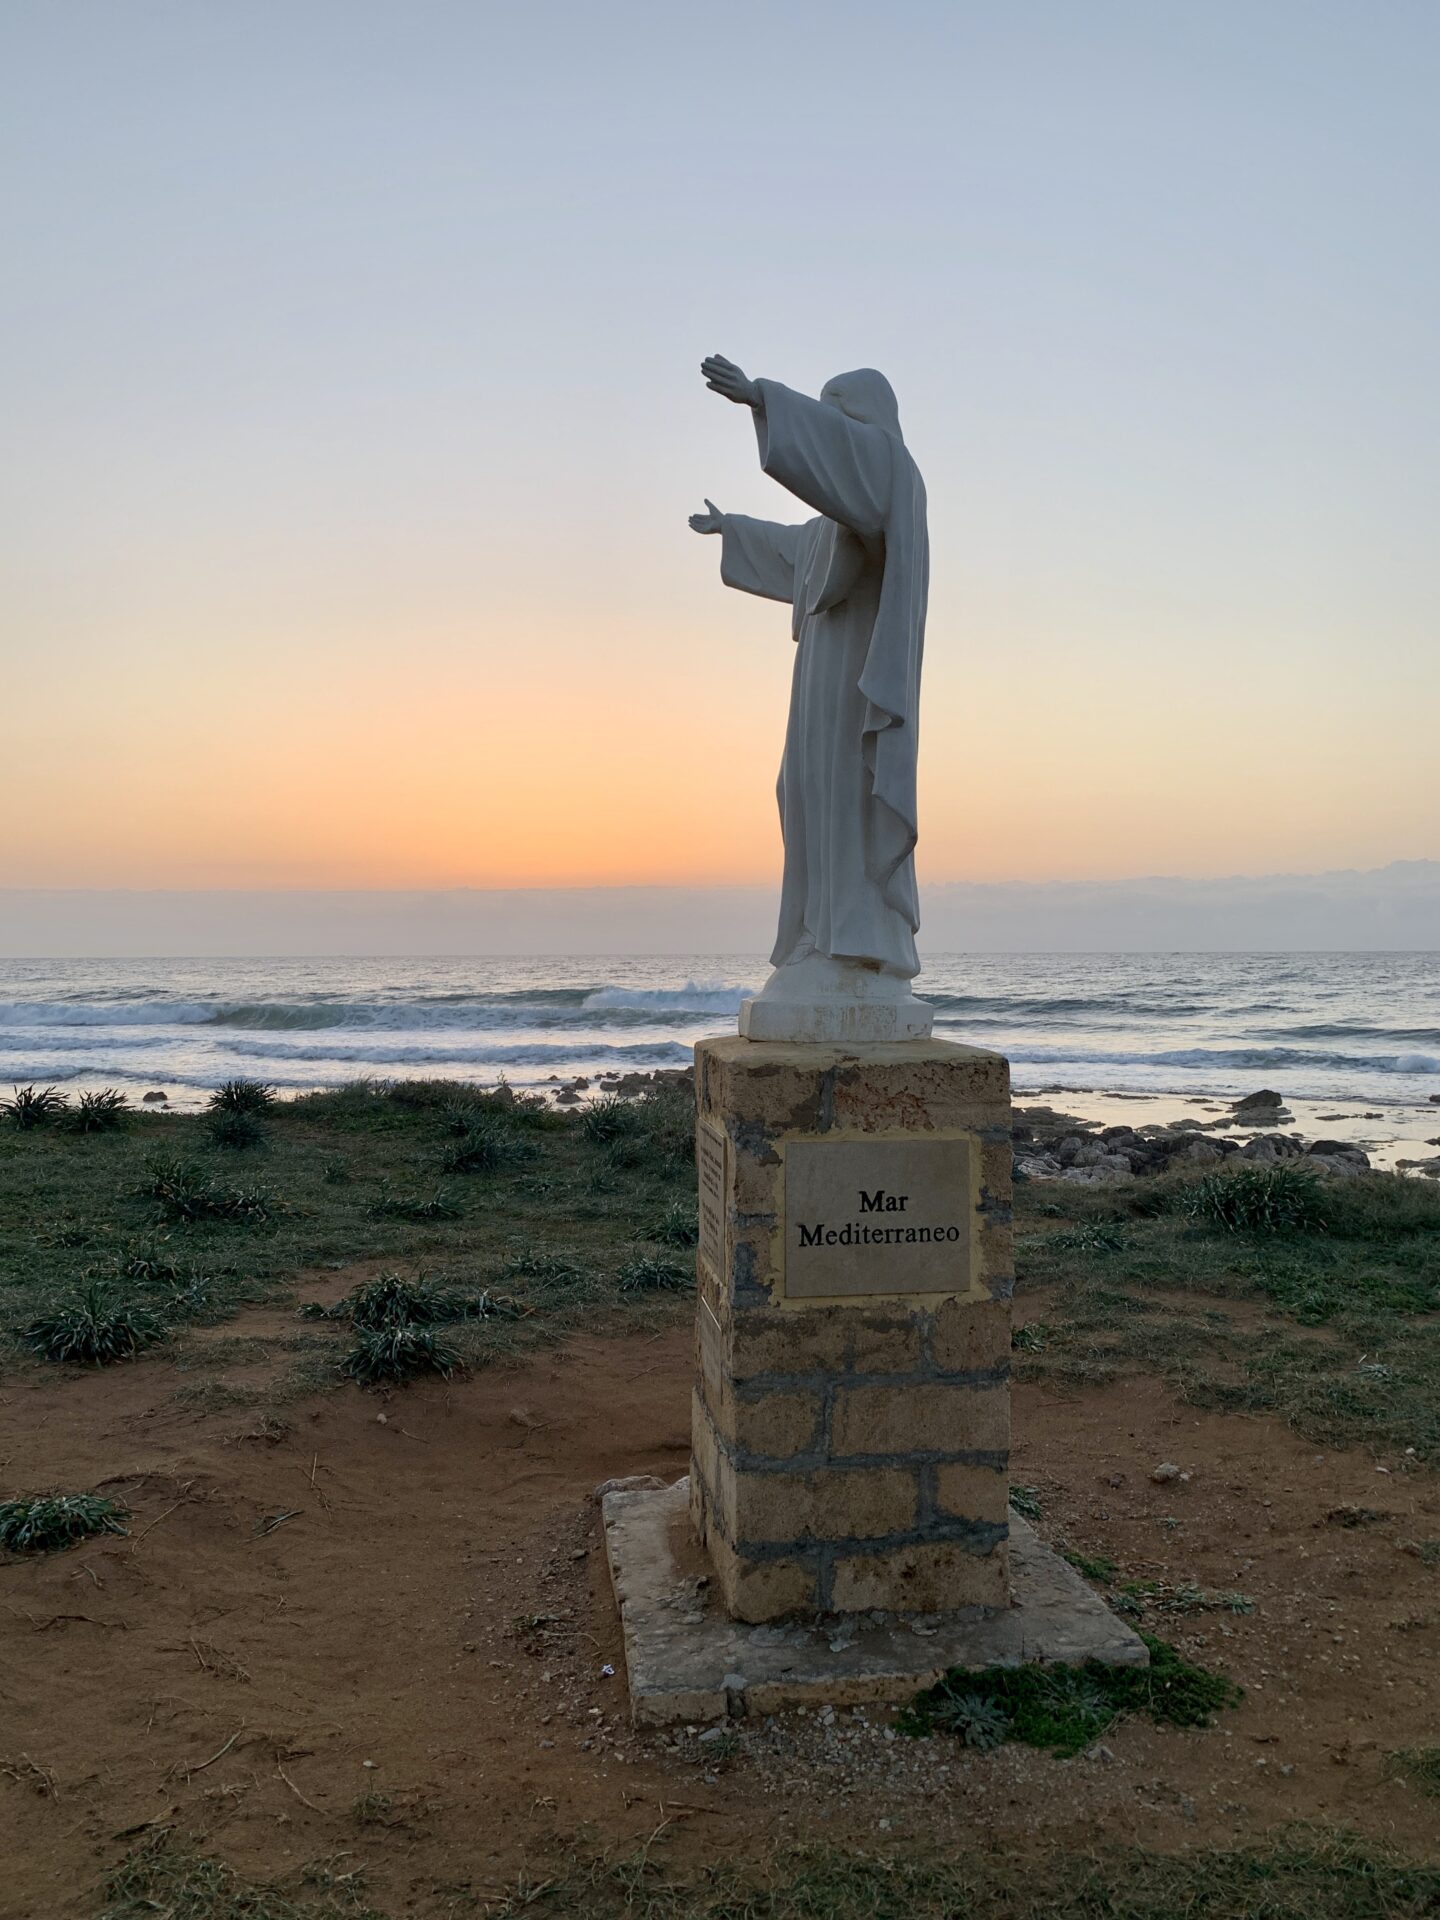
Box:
[719,514,805,604]
[753,381,891,538]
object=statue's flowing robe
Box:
[718,375,929,979]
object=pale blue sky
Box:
[3,1,1437,890]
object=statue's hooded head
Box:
[821,368,902,442]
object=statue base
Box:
[738,953,933,1043]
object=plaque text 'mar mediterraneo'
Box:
[782,1135,977,1301]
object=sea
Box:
[0,953,1436,1115]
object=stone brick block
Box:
[706,1525,817,1622]
[934,1460,1010,1526]
[689,1390,730,1525]
[730,1307,851,1381]
[832,1380,1010,1457]
[734,1388,821,1461]
[931,1298,1012,1374]
[734,1466,917,1547]
[847,1307,925,1376]
[830,1539,1009,1613]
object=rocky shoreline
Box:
[1011,1087,1378,1184]
[536,1068,1440,1181]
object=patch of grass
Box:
[103,1833,386,1918]
[1015,1169,1440,1457]
[1050,1223,1127,1253]
[208,1077,277,1116]
[645,1197,699,1247]
[615,1252,691,1293]
[322,1270,517,1330]
[1184,1162,1328,1234]
[901,1633,1242,1756]
[1387,1745,1440,1795]
[582,1095,638,1144]
[0,1490,129,1553]
[439,1116,537,1175]
[1402,1537,1440,1568]
[61,1087,130,1133]
[1012,1320,1048,1353]
[23,1278,167,1365]
[1063,1548,1118,1582]
[207,1108,269,1150]
[340,1321,462,1386]
[141,1157,276,1225]
[0,1073,696,1389]
[480,1832,1440,1920]
[366,1184,462,1221]
[1008,1484,1043,1520]
[3,1083,67,1129]
[1113,1579,1254,1619]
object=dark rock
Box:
[1233,1089,1285,1112]
[141,1090,168,1104]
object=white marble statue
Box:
[692,353,933,1042]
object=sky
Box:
[2,0,1438,897]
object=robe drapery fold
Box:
[717,373,929,980]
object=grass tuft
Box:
[645,1198,699,1247]
[61,1088,130,1133]
[207,1077,277,1115]
[366,1184,461,1221]
[327,1270,515,1330]
[901,1634,1241,1756]
[3,1083,68,1129]
[440,1116,537,1175]
[206,1108,269,1150]
[615,1252,691,1293]
[0,1490,129,1553]
[1387,1745,1440,1796]
[140,1157,276,1225]
[23,1278,167,1366]
[341,1322,462,1386]
[581,1095,638,1144]
[1184,1163,1328,1234]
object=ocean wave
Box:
[997,1042,1438,1074]
[0,999,222,1028]
[582,981,753,1015]
[217,1038,694,1068]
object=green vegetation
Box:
[102,1832,1433,1920]
[206,1108,269,1150]
[1015,1166,1440,1459]
[341,1321,462,1386]
[1008,1484,1043,1519]
[24,1276,167,1365]
[62,1088,130,1134]
[140,1157,277,1226]
[208,1077,277,1116]
[0,1489,129,1553]
[0,1076,700,1396]
[3,1083,67,1130]
[1184,1162,1327,1234]
[1387,1745,1440,1796]
[902,1634,1241,1756]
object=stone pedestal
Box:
[689,1037,1014,1623]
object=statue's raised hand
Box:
[701,354,760,408]
[689,497,723,535]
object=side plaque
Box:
[697,1122,727,1281]
[784,1135,975,1299]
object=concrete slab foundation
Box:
[603,1477,1148,1728]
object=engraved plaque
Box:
[697,1121,727,1280]
[783,1135,975,1299]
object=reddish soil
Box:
[1,1288,1437,1917]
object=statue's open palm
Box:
[701,355,760,407]
[689,497,723,536]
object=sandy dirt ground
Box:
[2,1287,1438,1918]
